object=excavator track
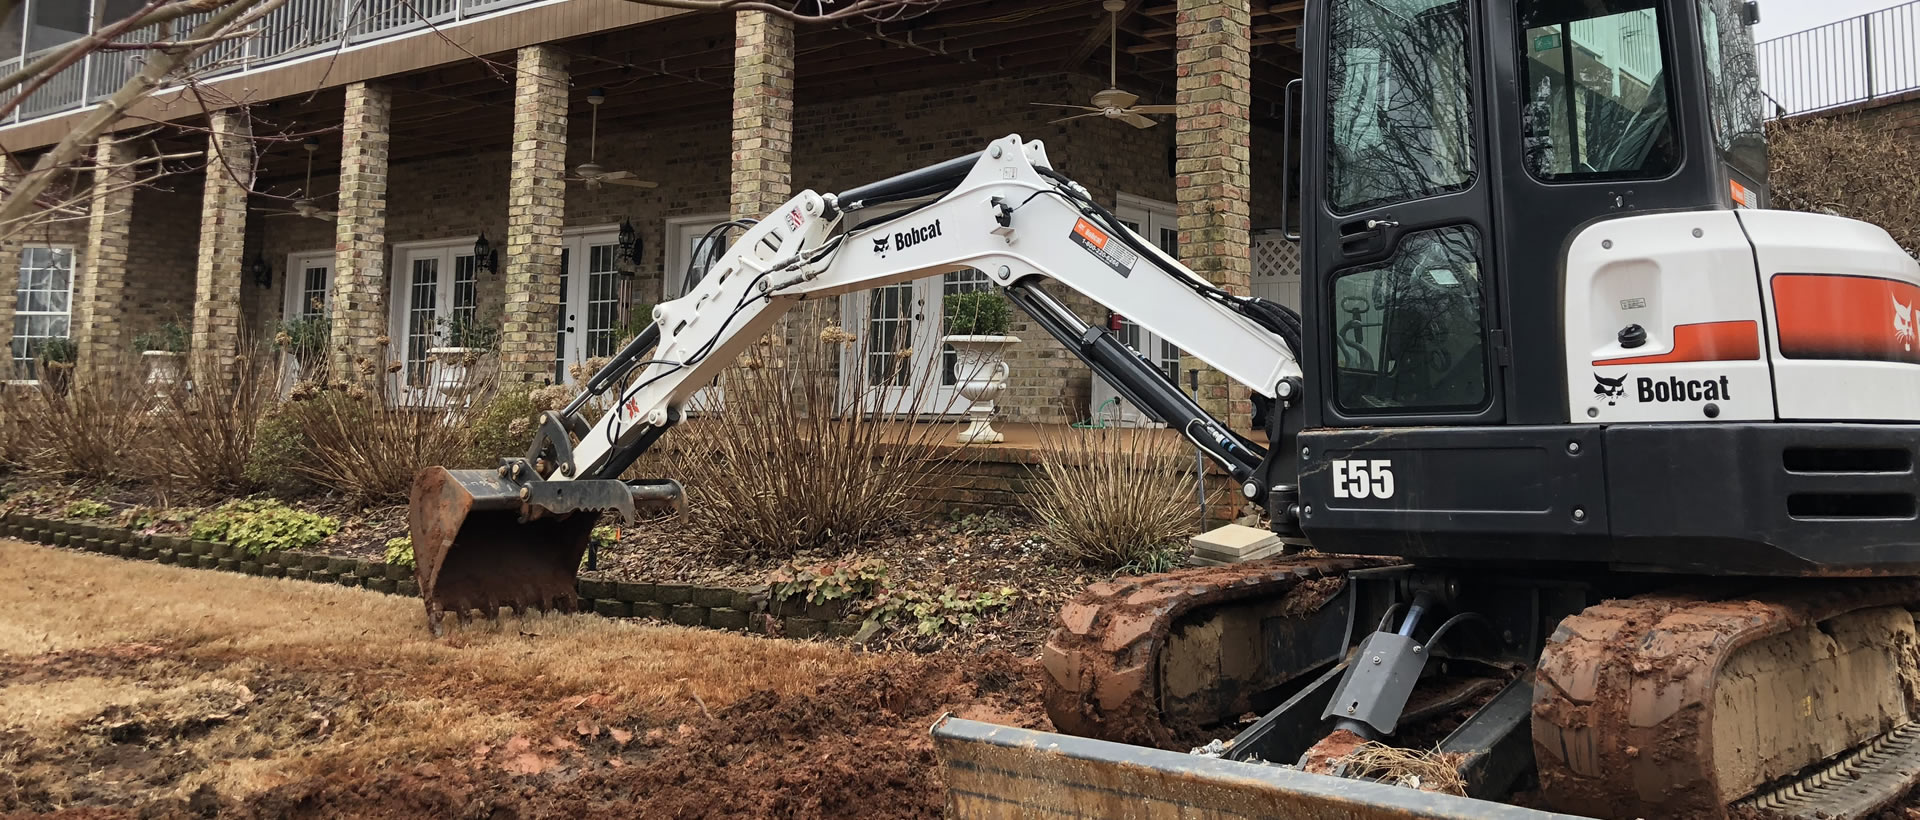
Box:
[1039,555,1392,747]
[1533,578,1920,819]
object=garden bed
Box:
[0,477,1140,656]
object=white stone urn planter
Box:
[427,347,489,403]
[142,350,184,401]
[943,334,1020,444]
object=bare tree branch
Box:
[0,0,288,236]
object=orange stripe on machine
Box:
[1593,320,1761,366]
[1773,274,1920,364]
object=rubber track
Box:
[1738,722,1920,819]
[1532,578,1920,819]
[1039,555,1389,747]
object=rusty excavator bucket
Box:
[931,718,1583,820]
[408,464,682,633]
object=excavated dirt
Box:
[0,540,1048,820]
[229,652,1045,820]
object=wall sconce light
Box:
[616,218,641,277]
[249,252,272,289]
[474,231,500,275]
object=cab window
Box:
[1697,0,1767,184]
[1331,226,1489,414]
[1520,0,1680,181]
[1325,0,1475,214]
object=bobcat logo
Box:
[1896,295,1916,352]
[872,236,891,257]
[1593,372,1629,406]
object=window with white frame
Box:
[390,240,479,394]
[10,245,75,380]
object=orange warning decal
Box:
[1594,321,1761,366]
[1774,273,1920,363]
[1068,217,1138,277]
[1730,180,1753,209]
[1072,218,1110,248]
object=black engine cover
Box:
[1296,423,1920,577]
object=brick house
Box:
[0,0,1306,437]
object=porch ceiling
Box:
[139,1,1304,189]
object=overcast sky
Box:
[1753,0,1907,41]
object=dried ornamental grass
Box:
[26,354,154,481]
[280,363,495,503]
[660,321,948,561]
[139,348,279,493]
[1026,426,1199,569]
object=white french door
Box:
[557,228,623,385]
[388,239,478,405]
[279,250,333,388]
[839,269,992,416]
[1092,195,1183,427]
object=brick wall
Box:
[125,184,201,342]
[255,71,1181,422]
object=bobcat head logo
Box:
[1896,295,1916,352]
[1593,372,1628,406]
[872,236,891,257]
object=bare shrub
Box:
[1770,115,1920,254]
[0,384,40,471]
[138,348,278,493]
[27,356,155,481]
[660,319,947,562]
[1026,427,1199,570]
[280,366,492,504]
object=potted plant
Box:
[941,290,1020,444]
[32,336,77,395]
[428,312,500,402]
[133,320,190,397]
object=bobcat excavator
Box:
[407,0,1920,816]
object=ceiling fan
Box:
[568,88,659,191]
[1035,0,1177,129]
[254,139,337,221]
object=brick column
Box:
[731,11,794,221]
[1174,0,1255,432]
[501,45,568,386]
[193,108,253,383]
[0,154,22,378]
[732,10,810,341]
[76,137,137,379]
[332,82,391,386]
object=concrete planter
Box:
[942,335,1020,444]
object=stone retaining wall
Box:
[0,513,859,639]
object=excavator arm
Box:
[407,134,1307,630]
[569,133,1298,488]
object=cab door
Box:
[1302,0,1504,430]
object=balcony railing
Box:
[2,0,545,127]
[1759,0,1920,118]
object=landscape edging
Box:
[0,512,861,640]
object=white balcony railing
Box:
[3,0,545,127]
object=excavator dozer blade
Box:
[408,466,681,632]
[932,717,1586,820]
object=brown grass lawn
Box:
[0,539,1041,819]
